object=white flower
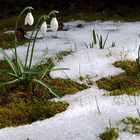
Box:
[25,12,34,25]
[50,17,58,31]
[40,21,47,35]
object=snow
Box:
[0,20,140,140]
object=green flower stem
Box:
[25,15,49,70]
[14,6,33,72]
[24,11,57,69]
[48,10,59,17]
[24,24,37,69]
[28,15,49,70]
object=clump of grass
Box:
[96,60,140,96]
[121,117,140,134]
[111,42,116,47]
[99,128,119,140]
[0,32,31,49]
[85,30,108,49]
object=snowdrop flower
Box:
[40,21,47,35]
[50,17,58,31]
[25,12,34,25]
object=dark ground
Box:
[1,0,140,18]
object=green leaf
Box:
[33,48,48,69]
[102,34,108,49]
[33,79,61,98]
[0,48,17,75]
[92,30,97,44]
[11,48,24,73]
[8,72,18,78]
[84,42,89,48]
[0,78,19,85]
[46,67,69,72]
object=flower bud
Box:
[25,12,34,26]
[50,17,58,32]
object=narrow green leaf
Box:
[92,30,97,44]
[33,79,61,98]
[8,72,18,78]
[11,48,24,73]
[33,48,48,69]
[48,68,69,72]
[99,35,103,49]
[102,34,108,49]
[0,48,17,75]
[84,42,89,48]
[137,45,140,70]
[0,78,19,85]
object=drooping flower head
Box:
[25,12,34,26]
[48,10,59,32]
[50,17,58,32]
[40,21,47,36]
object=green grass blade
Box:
[84,42,89,48]
[136,45,140,70]
[100,36,103,49]
[92,30,97,44]
[48,68,69,71]
[22,68,69,75]
[8,72,18,78]
[102,34,108,49]
[33,79,61,98]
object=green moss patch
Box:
[0,97,68,128]
[99,128,119,140]
[0,32,31,49]
[99,116,140,139]
[96,60,140,96]
[121,117,140,134]
[54,50,74,62]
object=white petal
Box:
[24,13,29,25]
[50,17,58,32]
[25,12,34,26]
[40,21,47,35]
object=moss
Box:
[55,50,74,62]
[0,96,68,128]
[0,32,31,49]
[121,117,140,134]
[99,117,140,138]
[96,60,140,96]
[99,128,119,140]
